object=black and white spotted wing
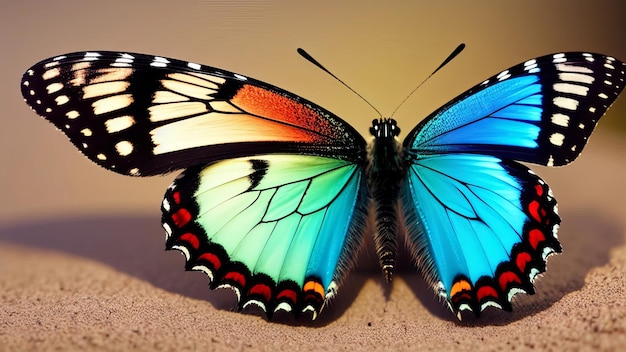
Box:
[20,51,366,176]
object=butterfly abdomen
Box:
[368,119,403,281]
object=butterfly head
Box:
[369,118,400,139]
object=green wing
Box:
[161,154,367,319]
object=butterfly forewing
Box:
[21,51,367,176]
[404,52,625,166]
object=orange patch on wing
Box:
[450,279,472,298]
[231,84,337,143]
[303,280,325,298]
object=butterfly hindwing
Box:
[161,154,368,318]
[21,51,366,176]
[402,52,624,317]
[402,154,560,316]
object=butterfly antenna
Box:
[298,48,382,118]
[390,43,466,118]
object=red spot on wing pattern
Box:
[180,233,200,249]
[173,191,181,204]
[515,251,532,272]
[172,208,191,227]
[198,252,222,271]
[528,229,546,250]
[476,286,499,301]
[224,271,246,287]
[277,289,298,304]
[498,271,522,291]
[231,84,341,143]
[249,284,272,302]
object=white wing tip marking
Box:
[217,283,241,301]
[162,222,172,238]
[243,300,267,312]
[274,302,293,314]
[191,265,215,282]
[172,244,190,261]
[188,62,201,70]
[301,305,318,320]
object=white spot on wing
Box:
[42,68,61,80]
[151,56,170,68]
[551,113,570,127]
[559,72,594,84]
[553,83,588,96]
[65,110,80,120]
[549,133,565,146]
[46,82,63,94]
[556,63,593,74]
[188,62,201,70]
[496,70,511,81]
[92,94,134,115]
[553,96,579,110]
[105,115,135,133]
[82,81,130,99]
[55,95,70,105]
[84,52,101,60]
[115,141,134,156]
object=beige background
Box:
[1,1,625,351]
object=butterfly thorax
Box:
[367,118,404,282]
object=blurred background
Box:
[1,0,625,223]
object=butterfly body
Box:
[21,50,624,320]
[367,118,404,281]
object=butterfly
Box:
[21,49,625,320]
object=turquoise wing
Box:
[402,154,559,317]
[161,155,367,319]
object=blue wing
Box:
[402,52,625,317]
[161,155,367,319]
[404,52,625,166]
